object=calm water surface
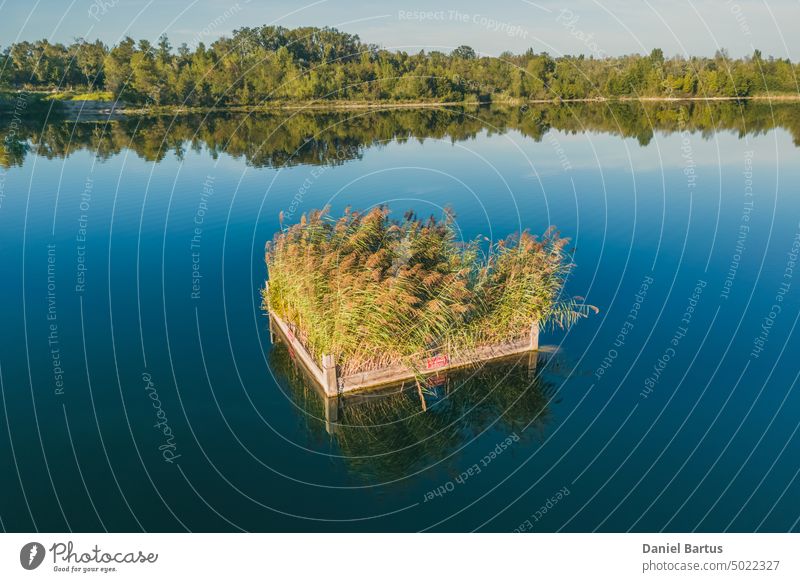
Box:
[1,103,799,532]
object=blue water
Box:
[1,106,799,532]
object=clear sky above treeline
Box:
[0,0,797,60]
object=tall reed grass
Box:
[263,206,594,376]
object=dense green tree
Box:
[2,26,798,105]
[103,37,135,97]
[451,45,477,60]
[75,39,106,87]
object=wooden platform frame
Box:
[268,310,540,397]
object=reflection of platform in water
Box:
[268,310,549,398]
[268,327,558,438]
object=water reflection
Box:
[3,101,800,168]
[268,338,562,482]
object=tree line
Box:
[1,26,798,106]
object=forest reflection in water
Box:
[3,100,800,169]
[268,339,564,483]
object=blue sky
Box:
[1,0,797,59]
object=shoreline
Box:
[4,93,799,117]
[114,93,800,116]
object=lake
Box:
[1,102,799,532]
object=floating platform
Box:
[281,347,550,435]
[267,310,542,397]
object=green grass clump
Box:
[46,91,114,101]
[263,206,594,376]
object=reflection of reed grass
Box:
[269,341,557,482]
[263,206,594,376]
[335,362,556,481]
